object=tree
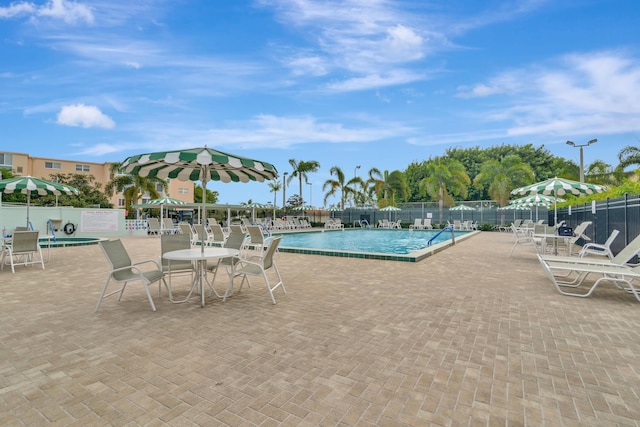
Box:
[376,170,409,207]
[473,154,534,225]
[43,173,112,208]
[268,180,282,209]
[194,184,218,203]
[618,145,640,172]
[104,162,168,214]
[288,159,320,200]
[322,166,360,214]
[418,158,471,224]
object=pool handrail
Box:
[428,226,455,246]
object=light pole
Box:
[307,182,312,207]
[566,138,597,182]
[354,164,361,178]
[282,172,288,212]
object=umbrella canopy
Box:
[449,204,475,220]
[121,146,278,251]
[511,177,605,225]
[244,202,269,222]
[509,194,564,205]
[379,205,401,220]
[132,197,188,231]
[0,176,79,227]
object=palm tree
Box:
[288,159,320,200]
[473,154,534,224]
[618,145,640,170]
[375,170,409,207]
[268,180,281,220]
[419,158,470,224]
[104,162,168,215]
[322,166,360,214]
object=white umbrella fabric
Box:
[0,176,79,228]
[379,205,401,220]
[511,177,605,225]
[121,146,278,251]
[245,202,269,222]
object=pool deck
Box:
[1,231,639,426]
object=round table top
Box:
[163,247,239,261]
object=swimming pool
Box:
[273,228,476,262]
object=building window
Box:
[45,161,61,169]
[178,188,189,194]
[17,166,23,173]
[156,183,164,193]
[75,164,90,172]
[118,199,125,207]
[0,153,13,169]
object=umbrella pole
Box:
[201,168,208,254]
[26,192,31,228]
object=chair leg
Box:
[142,281,157,312]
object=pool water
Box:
[275,228,468,255]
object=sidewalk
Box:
[1,232,639,426]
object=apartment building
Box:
[0,151,194,208]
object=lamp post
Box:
[354,165,361,178]
[282,172,288,212]
[566,138,597,182]
[307,182,312,207]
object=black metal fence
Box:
[554,193,640,256]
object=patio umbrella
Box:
[245,202,268,222]
[121,146,278,251]
[509,194,560,222]
[379,205,401,221]
[132,196,187,231]
[292,205,313,216]
[511,177,605,226]
[0,176,79,228]
[499,203,531,222]
[449,204,476,221]
[328,206,341,219]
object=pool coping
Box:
[275,228,481,262]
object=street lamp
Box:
[566,138,597,182]
[282,172,288,210]
[354,165,361,178]
[307,182,312,207]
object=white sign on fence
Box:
[80,210,119,232]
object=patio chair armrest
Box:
[132,259,162,271]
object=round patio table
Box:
[163,247,239,307]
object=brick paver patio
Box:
[1,231,639,426]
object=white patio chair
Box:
[423,218,433,230]
[147,218,161,236]
[162,218,177,234]
[160,233,195,299]
[579,229,619,260]
[234,236,285,304]
[1,230,45,273]
[409,218,423,230]
[96,239,168,312]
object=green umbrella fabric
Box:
[121,146,278,251]
[132,197,188,232]
[379,206,401,211]
[511,177,605,225]
[509,194,564,205]
[0,176,79,227]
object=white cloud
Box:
[57,103,115,128]
[0,0,93,24]
[456,50,640,139]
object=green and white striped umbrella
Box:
[121,146,278,251]
[132,197,188,231]
[509,194,564,205]
[0,176,79,227]
[244,202,269,222]
[511,177,605,225]
[449,204,475,220]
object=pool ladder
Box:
[427,226,455,246]
[358,219,371,229]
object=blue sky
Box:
[2,0,639,207]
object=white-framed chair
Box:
[206,229,247,301]
[234,236,285,304]
[1,230,45,273]
[423,218,433,230]
[162,218,177,234]
[579,229,620,260]
[96,239,168,312]
[245,225,272,254]
[409,218,423,230]
[160,233,195,300]
[208,224,227,247]
[147,218,162,236]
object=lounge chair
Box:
[245,225,271,254]
[1,230,45,273]
[147,218,162,236]
[234,236,285,304]
[162,218,177,234]
[537,254,640,302]
[423,218,433,230]
[579,229,619,260]
[540,232,640,268]
[96,239,168,312]
[509,224,536,257]
[409,218,423,230]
